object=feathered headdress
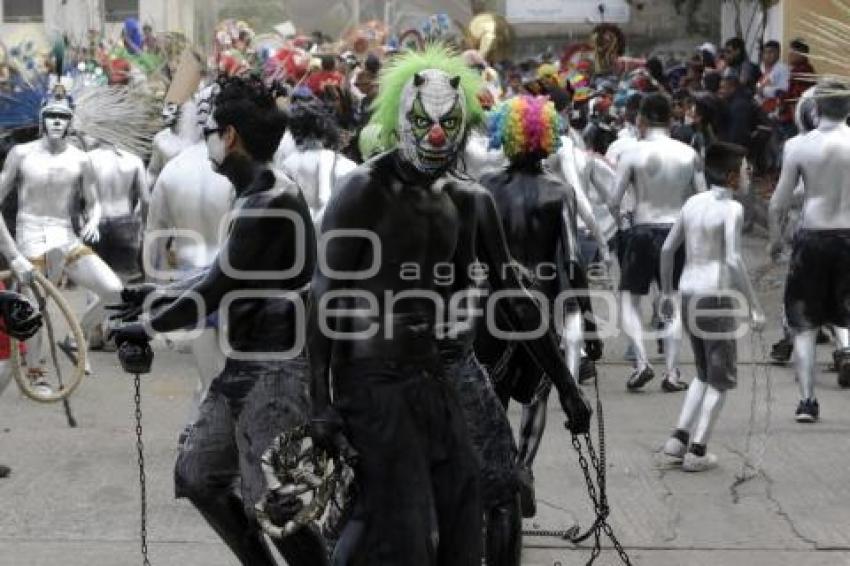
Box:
[369,43,484,149]
[487,95,561,161]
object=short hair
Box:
[764,40,781,51]
[639,93,671,125]
[704,142,747,186]
[725,37,746,52]
[815,81,850,120]
[703,70,721,92]
[213,75,287,162]
[790,38,810,54]
[625,92,643,112]
[321,55,336,71]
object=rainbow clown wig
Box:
[369,43,484,151]
[487,95,562,161]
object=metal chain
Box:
[566,372,632,565]
[134,373,151,566]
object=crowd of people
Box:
[0,14,849,566]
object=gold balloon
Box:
[466,13,514,63]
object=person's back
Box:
[792,120,850,230]
[677,190,742,294]
[622,129,703,225]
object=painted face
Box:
[43,111,71,140]
[161,102,179,127]
[195,84,219,129]
[203,114,227,171]
[398,69,467,176]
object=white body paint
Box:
[281,148,357,228]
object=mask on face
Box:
[397,69,467,176]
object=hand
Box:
[309,408,359,464]
[264,491,305,526]
[110,322,154,374]
[10,256,34,285]
[560,388,592,435]
[81,221,100,244]
[107,284,160,323]
[751,309,766,332]
[0,291,42,340]
[660,293,678,322]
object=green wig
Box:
[369,43,484,150]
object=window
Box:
[104,0,139,23]
[3,0,44,23]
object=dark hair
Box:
[213,74,287,162]
[287,99,339,148]
[321,55,336,72]
[704,142,746,186]
[815,81,850,120]
[639,93,671,125]
[725,37,746,52]
[790,38,810,54]
[764,40,781,51]
[703,70,721,92]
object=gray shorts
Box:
[682,295,738,391]
[174,355,311,519]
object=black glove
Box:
[309,408,359,464]
[110,322,154,374]
[0,291,42,341]
[583,318,603,361]
[265,492,305,526]
[108,284,161,323]
[560,388,592,435]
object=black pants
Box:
[334,359,482,566]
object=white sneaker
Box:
[682,452,718,472]
[662,437,687,461]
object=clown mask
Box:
[398,69,467,176]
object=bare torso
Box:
[88,147,145,218]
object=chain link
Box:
[134,373,151,566]
[566,372,632,565]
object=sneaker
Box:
[795,399,820,423]
[660,370,688,392]
[516,465,537,518]
[682,452,718,472]
[770,338,793,364]
[662,437,687,461]
[626,366,655,391]
[835,350,850,388]
[578,357,597,384]
[0,464,9,478]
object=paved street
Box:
[2,239,850,566]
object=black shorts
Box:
[682,295,738,391]
[619,224,684,295]
[173,356,311,519]
[92,215,141,275]
[784,229,850,330]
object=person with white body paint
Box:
[0,101,123,389]
[609,93,707,393]
[661,141,765,471]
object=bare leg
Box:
[663,306,683,380]
[691,385,726,446]
[561,310,583,379]
[675,379,708,433]
[834,327,850,349]
[793,329,818,400]
[621,292,649,369]
[63,254,123,342]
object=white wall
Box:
[720,0,783,62]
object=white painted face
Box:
[195,84,219,129]
[161,102,179,127]
[43,111,71,140]
[204,114,227,171]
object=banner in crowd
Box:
[506,0,630,24]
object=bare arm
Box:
[609,156,632,219]
[0,147,24,264]
[692,154,707,193]
[725,204,764,321]
[573,179,608,258]
[143,176,171,281]
[80,155,102,242]
[660,212,686,295]
[768,143,801,249]
[131,155,149,219]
